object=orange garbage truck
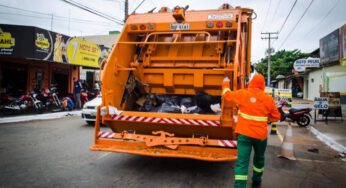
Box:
[90,4,254,161]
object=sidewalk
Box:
[0,110,81,124]
[293,98,346,154]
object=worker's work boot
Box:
[252,181,261,188]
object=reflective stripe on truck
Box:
[111,114,220,126]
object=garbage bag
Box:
[195,91,221,113]
[157,103,181,113]
[180,97,196,108]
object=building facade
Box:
[304,24,346,104]
[0,24,108,104]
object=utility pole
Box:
[261,32,278,87]
[124,0,128,23]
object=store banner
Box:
[65,37,102,68]
[340,24,346,66]
[1,24,109,68]
[293,57,320,72]
[0,24,35,58]
[320,29,340,65]
[34,27,53,60]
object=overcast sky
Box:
[1,0,345,63]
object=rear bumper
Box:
[90,139,237,162]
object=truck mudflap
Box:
[90,130,238,161]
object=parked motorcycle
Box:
[30,91,44,113]
[3,91,44,114]
[278,100,312,127]
[41,86,61,109]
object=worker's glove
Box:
[222,77,231,89]
[223,77,230,82]
[210,103,221,113]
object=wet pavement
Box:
[0,116,345,187]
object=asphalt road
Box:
[0,117,345,188]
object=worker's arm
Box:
[222,77,241,104]
[268,98,281,122]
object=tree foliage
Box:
[254,49,309,80]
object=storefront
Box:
[304,24,346,104]
[0,24,107,105]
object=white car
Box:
[82,95,101,125]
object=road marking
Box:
[296,158,343,164]
[96,153,110,160]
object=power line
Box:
[261,0,272,32]
[0,11,115,26]
[278,0,315,49]
[278,0,298,33]
[62,0,123,22]
[268,0,283,30]
[301,0,341,39]
[0,4,115,25]
[68,0,123,22]
[131,0,147,14]
[60,0,123,25]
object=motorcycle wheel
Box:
[297,115,310,127]
[35,102,44,114]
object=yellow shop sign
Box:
[0,28,15,48]
[35,33,50,49]
[66,37,101,68]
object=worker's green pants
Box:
[234,134,267,188]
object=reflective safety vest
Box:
[238,111,268,122]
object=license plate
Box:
[170,23,190,30]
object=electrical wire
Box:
[0,11,115,26]
[60,0,123,25]
[0,4,115,25]
[67,0,123,23]
[301,0,341,39]
[278,0,315,49]
[131,0,146,14]
[260,0,272,32]
[268,0,283,30]
[278,0,298,33]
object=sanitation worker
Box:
[222,74,281,188]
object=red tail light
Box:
[216,21,223,28]
[139,24,146,30]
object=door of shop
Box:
[52,68,69,97]
[1,64,28,97]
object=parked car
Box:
[82,95,101,125]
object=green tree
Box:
[254,49,309,80]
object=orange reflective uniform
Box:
[222,74,280,140]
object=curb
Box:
[0,111,81,124]
[309,126,346,153]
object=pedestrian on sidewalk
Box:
[73,77,82,109]
[222,74,281,188]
